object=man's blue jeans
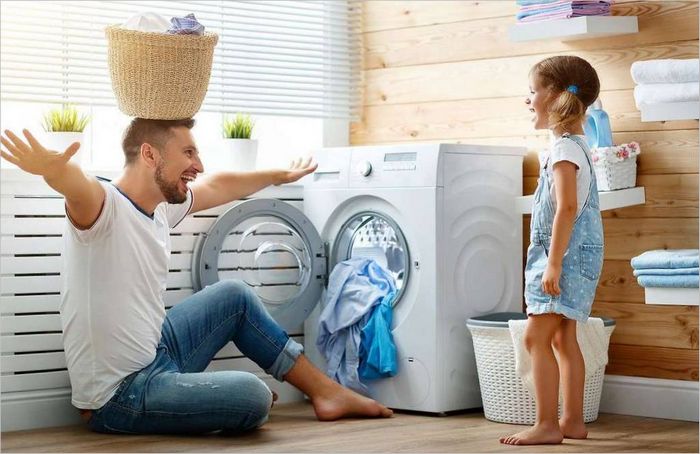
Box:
[87,280,304,434]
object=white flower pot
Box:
[44,132,85,166]
[220,139,258,172]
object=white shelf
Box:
[509,16,638,42]
[516,186,645,215]
[644,287,699,306]
[640,101,700,122]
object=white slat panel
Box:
[1,217,65,235]
[171,217,216,235]
[0,181,61,197]
[1,275,62,294]
[166,271,193,289]
[1,294,61,314]
[1,351,66,372]
[1,197,64,216]
[0,255,63,274]
[164,289,194,307]
[168,253,193,271]
[1,314,61,334]
[170,235,198,253]
[1,333,63,353]
[1,370,70,393]
[0,236,63,255]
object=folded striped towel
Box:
[631,59,699,84]
[631,249,699,270]
[634,267,699,277]
[637,274,699,288]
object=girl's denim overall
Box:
[524,134,604,322]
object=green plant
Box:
[222,113,254,139]
[42,104,90,132]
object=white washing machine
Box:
[192,142,526,414]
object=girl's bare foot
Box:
[500,423,564,445]
[310,381,393,421]
[559,417,588,439]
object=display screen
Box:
[384,152,417,162]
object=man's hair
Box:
[121,118,195,165]
[530,56,600,133]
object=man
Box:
[0,118,392,434]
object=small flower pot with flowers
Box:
[590,142,641,191]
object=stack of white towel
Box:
[631,59,699,109]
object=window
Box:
[0,1,361,170]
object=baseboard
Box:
[1,388,81,432]
[600,374,699,422]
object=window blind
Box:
[0,0,362,119]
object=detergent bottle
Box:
[584,98,614,149]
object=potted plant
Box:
[42,104,90,165]
[221,113,257,172]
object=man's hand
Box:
[276,157,318,185]
[1,129,80,179]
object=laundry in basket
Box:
[466,312,615,425]
[105,13,218,120]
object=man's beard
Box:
[155,163,187,204]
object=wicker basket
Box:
[466,313,615,425]
[105,26,219,120]
[591,142,641,191]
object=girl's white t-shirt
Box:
[60,180,193,409]
[539,134,593,217]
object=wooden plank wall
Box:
[351,1,699,381]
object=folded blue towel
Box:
[637,274,699,288]
[167,13,205,35]
[634,267,699,277]
[631,249,699,270]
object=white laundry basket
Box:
[466,312,615,425]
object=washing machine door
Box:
[330,211,410,306]
[192,199,325,331]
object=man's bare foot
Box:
[499,423,563,445]
[311,381,393,421]
[559,417,588,439]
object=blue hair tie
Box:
[567,84,579,94]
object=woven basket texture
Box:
[106,26,218,120]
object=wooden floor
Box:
[2,402,698,453]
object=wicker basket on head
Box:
[105,25,219,120]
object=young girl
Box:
[500,56,604,445]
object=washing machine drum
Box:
[191,199,326,332]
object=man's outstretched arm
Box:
[1,129,105,229]
[189,157,317,213]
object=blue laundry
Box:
[316,258,396,395]
[359,290,397,380]
[633,267,699,277]
[637,274,699,288]
[167,13,205,35]
[631,249,699,270]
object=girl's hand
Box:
[541,263,562,296]
[277,156,318,185]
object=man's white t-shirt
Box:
[60,179,193,409]
[540,134,593,217]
